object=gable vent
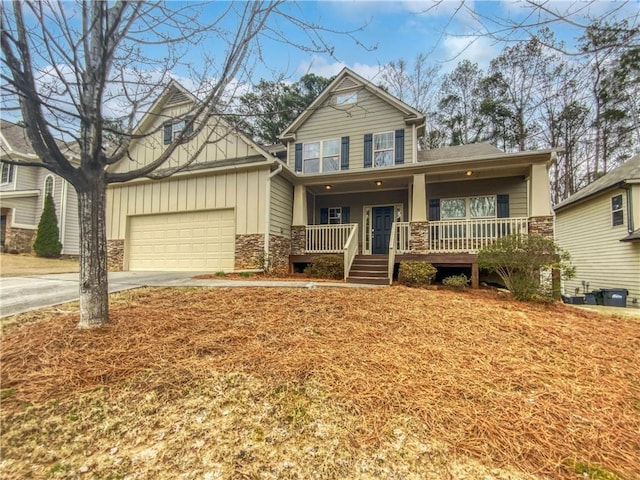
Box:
[167,90,189,105]
[336,77,358,90]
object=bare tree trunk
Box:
[77,178,109,328]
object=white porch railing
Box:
[428,217,528,253]
[306,224,358,253]
[343,224,359,281]
[394,222,411,253]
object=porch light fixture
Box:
[324,184,332,190]
[465,170,473,176]
[375,180,383,187]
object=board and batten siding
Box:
[113,102,262,175]
[269,174,293,237]
[107,169,269,241]
[556,187,640,307]
[427,177,528,217]
[289,88,411,170]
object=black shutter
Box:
[342,206,350,224]
[364,133,372,168]
[294,143,303,172]
[395,129,404,165]
[341,136,349,170]
[163,123,172,144]
[497,194,509,218]
[428,198,440,221]
[320,207,329,225]
[184,116,193,135]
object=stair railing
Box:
[387,222,398,285]
[343,224,359,281]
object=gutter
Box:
[263,162,283,270]
[623,184,634,234]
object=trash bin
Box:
[584,292,597,305]
[591,289,604,305]
[562,295,585,305]
[601,289,629,307]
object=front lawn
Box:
[1,287,638,479]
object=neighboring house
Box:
[0,120,80,255]
[106,68,556,287]
[555,155,640,307]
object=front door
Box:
[372,206,394,254]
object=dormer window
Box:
[163,117,193,144]
[335,92,357,105]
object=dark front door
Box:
[372,206,394,254]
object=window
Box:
[336,92,357,105]
[163,117,193,144]
[373,132,394,167]
[441,196,496,219]
[329,207,342,224]
[303,139,340,173]
[441,198,466,219]
[612,194,624,226]
[1,162,14,184]
[43,175,54,200]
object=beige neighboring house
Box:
[107,68,557,287]
[0,120,80,255]
[555,155,640,307]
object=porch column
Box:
[410,173,428,253]
[292,184,307,226]
[529,163,554,238]
[291,184,307,256]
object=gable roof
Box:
[0,119,37,156]
[554,154,640,212]
[279,67,425,139]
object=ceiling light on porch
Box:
[465,170,473,176]
[324,184,332,190]
[375,180,383,187]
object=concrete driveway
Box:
[0,271,377,317]
[0,271,206,318]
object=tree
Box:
[1,0,362,327]
[437,60,486,145]
[236,73,332,145]
[33,193,62,258]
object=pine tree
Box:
[33,193,62,258]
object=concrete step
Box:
[346,276,390,285]
[349,268,388,277]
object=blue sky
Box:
[243,0,639,82]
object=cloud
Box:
[297,56,384,81]
[440,35,501,72]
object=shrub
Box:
[33,193,62,258]
[304,255,343,280]
[478,234,574,301]
[397,261,437,287]
[442,274,470,289]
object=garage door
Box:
[128,209,235,271]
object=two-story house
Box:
[0,120,80,255]
[106,68,556,287]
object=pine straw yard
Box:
[1,287,639,480]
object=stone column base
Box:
[235,234,265,271]
[528,216,554,238]
[267,234,292,274]
[409,221,428,254]
[290,226,306,255]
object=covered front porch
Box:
[289,161,554,285]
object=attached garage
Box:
[127,209,235,271]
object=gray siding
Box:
[288,89,411,171]
[556,187,640,307]
[62,185,80,255]
[270,174,293,237]
[0,196,39,225]
[427,177,528,217]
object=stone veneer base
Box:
[107,239,125,271]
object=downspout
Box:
[263,162,283,270]
[623,184,634,234]
[60,180,68,254]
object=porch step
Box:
[346,255,390,285]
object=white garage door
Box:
[128,209,235,271]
